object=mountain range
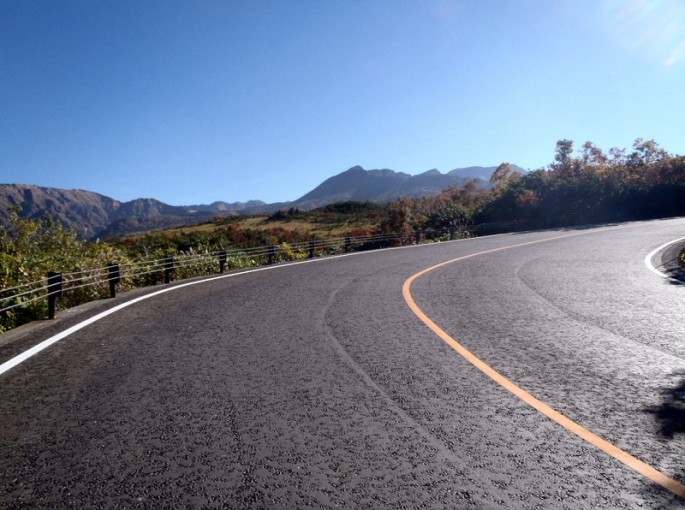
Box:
[0,164,520,239]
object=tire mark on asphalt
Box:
[0,254,368,378]
[321,277,467,467]
[402,234,685,500]
[0,242,437,379]
[514,255,685,362]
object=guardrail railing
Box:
[0,221,527,325]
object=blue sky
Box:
[2,0,684,205]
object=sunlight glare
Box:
[601,0,685,66]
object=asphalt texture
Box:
[1,219,685,509]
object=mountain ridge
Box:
[0,164,522,238]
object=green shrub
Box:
[0,210,129,332]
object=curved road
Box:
[1,219,685,508]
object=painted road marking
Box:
[0,237,470,378]
[5,223,684,498]
[0,255,347,377]
[644,236,685,284]
[403,236,685,500]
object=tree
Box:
[580,141,608,168]
[554,139,574,170]
[490,162,522,190]
[380,200,411,236]
[424,203,472,232]
[627,138,668,168]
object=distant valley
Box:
[0,164,520,239]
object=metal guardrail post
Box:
[164,257,174,284]
[9,228,516,333]
[107,262,120,298]
[219,251,227,273]
[47,271,62,320]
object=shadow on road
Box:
[652,239,685,286]
[643,371,685,506]
[664,274,685,286]
[646,371,685,438]
[661,262,685,286]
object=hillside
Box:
[0,164,517,238]
[291,165,509,210]
[292,167,411,209]
[0,185,260,239]
[0,185,120,238]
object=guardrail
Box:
[0,232,404,321]
[0,221,528,324]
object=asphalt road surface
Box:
[1,218,685,509]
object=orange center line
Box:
[402,234,685,500]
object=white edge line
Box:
[0,227,608,378]
[644,236,685,284]
[1,236,486,377]
[0,256,328,376]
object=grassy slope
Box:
[122,204,386,241]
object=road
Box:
[1,219,685,508]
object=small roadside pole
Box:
[309,240,316,259]
[107,262,120,298]
[415,228,421,245]
[164,257,174,284]
[344,236,351,253]
[268,245,276,265]
[47,271,62,320]
[219,251,227,273]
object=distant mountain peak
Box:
[0,185,276,239]
[0,163,524,238]
[291,165,501,210]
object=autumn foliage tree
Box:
[477,138,685,228]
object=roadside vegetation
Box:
[2,138,684,333]
[0,210,127,331]
[383,138,685,234]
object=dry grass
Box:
[146,215,380,239]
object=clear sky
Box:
[2,0,684,205]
